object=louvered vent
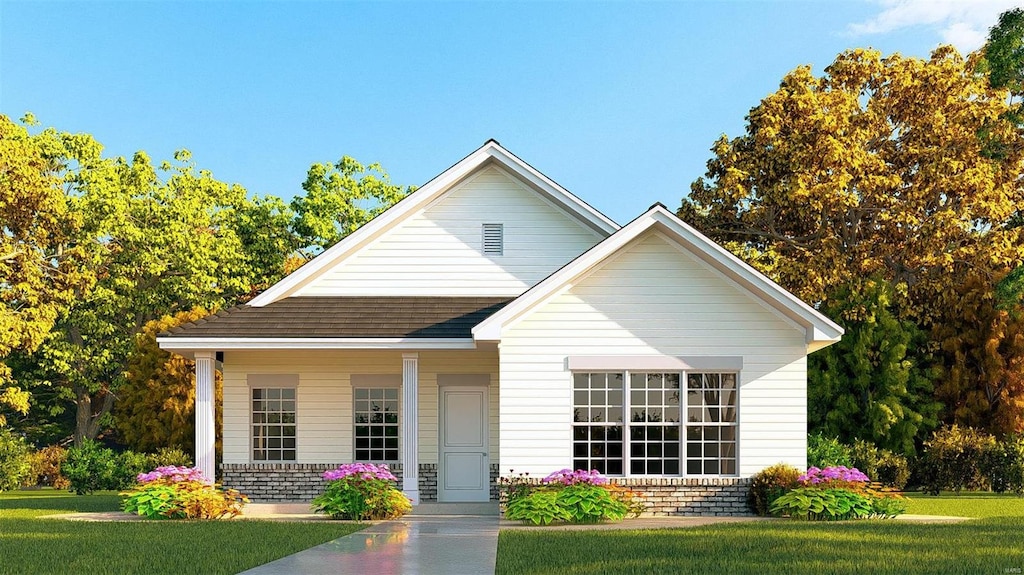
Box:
[482,223,503,255]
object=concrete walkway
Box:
[238,515,500,575]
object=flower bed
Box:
[121,466,249,520]
[501,469,644,525]
[311,463,411,520]
[769,465,905,521]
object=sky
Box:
[1,0,1020,224]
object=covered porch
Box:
[191,348,500,504]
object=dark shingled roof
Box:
[162,297,513,339]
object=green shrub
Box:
[146,447,193,468]
[770,487,874,521]
[919,426,995,495]
[850,440,910,490]
[23,445,69,489]
[870,493,908,518]
[64,440,120,494]
[985,435,1024,495]
[0,429,31,492]
[747,463,801,516]
[555,484,627,523]
[505,489,572,525]
[116,450,151,489]
[808,433,853,468]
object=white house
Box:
[158,141,842,515]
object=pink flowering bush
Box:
[504,468,633,525]
[121,466,248,520]
[799,466,870,487]
[312,463,411,520]
[770,465,905,521]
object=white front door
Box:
[438,385,489,502]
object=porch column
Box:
[194,351,216,482]
[402,353,420,504]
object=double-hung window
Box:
[353,385,400,462]
[252,385,297,461]
[572,370,737,476]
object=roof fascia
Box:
[249,141,619,307]
[156,337,477,351]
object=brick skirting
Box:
[222,463,502,503]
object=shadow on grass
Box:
[0,491,121,513]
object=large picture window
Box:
[354,387,400,461]
[252,387,297,461]
[572,370,737,476]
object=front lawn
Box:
[0,490,364,575]
[496,494,1024,575]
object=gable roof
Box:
[249,140,620,307]
[472,204,844,352]
[158,296,511,351]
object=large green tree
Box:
[291,156,414,254]
[808,280,941,455]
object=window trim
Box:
[570,369,740,478]
[247,374,299,463]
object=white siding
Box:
[221,349,499,465]
[295,166,605,297]
[498,231,808,478]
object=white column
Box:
[194,351,216,483]
[402,353,420,504]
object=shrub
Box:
[504,469,640,525]
[64,442,154,493]
[311,463,411,520]
[985,435,1024,495]
[747,463,801,516]
[23,445,69,489]
[63,440,119,494]
[919,426,995,494]
[849,440,910,490]
[504,489,570,525]
[807,433,853,468]
[770,487,874,520]
[146,447,193,468]
[0,429,31,492]
[121,466,247,519]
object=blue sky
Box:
[1,1,1018,223]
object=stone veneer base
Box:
[222,464,750,516]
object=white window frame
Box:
[248,374,299,463]
[571,368,740,478]
[351,375,401,463]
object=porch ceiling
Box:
[161,297,512,339]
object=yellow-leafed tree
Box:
[113,308,222,454]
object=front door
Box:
[438,385,489,502]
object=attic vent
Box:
[482,223,503,255]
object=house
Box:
[157,141,843,515]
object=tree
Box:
[17,147,258,444]
[0,115,92,426]
[114,308,222,454]
[681,47,1024,321]
[291,156,413,255]
[984,8,1024,123]
[808,280,941,455]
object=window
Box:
[572,371,737,476]
[354,388,399,461]
[572,373,624,474]
[482,223,503,255]
[686,373,738,475]
[252,387,296,461]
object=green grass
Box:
[496,494,1024,575]
[0,489,364,575]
